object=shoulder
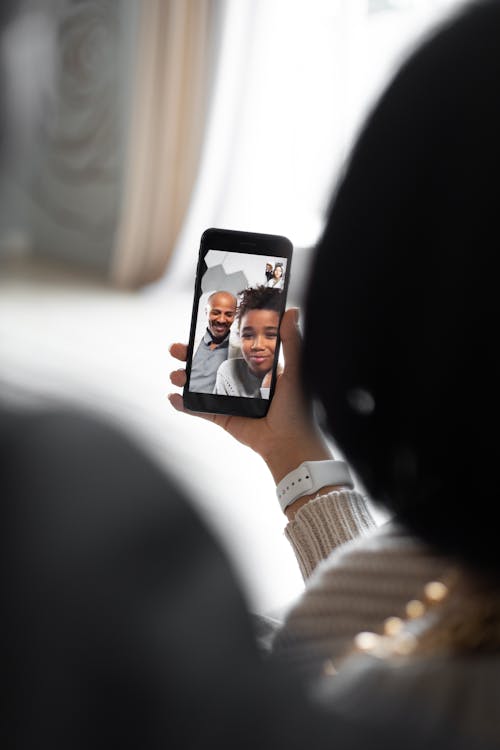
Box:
[1,406,180,511]
[319,652,500,748]
[0,406,261,747]
[216,358,232,378]
[274,520,446,671]
[309,520,445,594]
[217,358,245,378]
[215,358,247,396]
[194,331,210,350]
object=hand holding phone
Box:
[169,308,332,485]
[168,227,333,485]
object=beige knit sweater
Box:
[273,490,446,675]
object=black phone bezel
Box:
[182,227,293,418]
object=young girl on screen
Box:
[214,286,282,399]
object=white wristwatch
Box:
[276,460,354,512]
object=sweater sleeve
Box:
[285,490,377,579]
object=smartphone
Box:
[183,227,293,418]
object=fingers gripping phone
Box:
[183,228,293,418]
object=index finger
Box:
[169,342,188,362]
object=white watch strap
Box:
[276,460,354,512]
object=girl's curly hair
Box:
[236,285,282,329]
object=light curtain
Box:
[164,0,468,295]
[111,0,215,289]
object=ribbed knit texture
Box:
[285,490,377,579]
[275,492,447,677]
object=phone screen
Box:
[183,228,292,418]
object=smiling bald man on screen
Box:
[189,291,238,394]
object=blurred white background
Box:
[0,0,466,616]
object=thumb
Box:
[280,307,302,376]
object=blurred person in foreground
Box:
[169,1,500,747]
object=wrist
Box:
[284,486,342,521]
[263,435,333,484]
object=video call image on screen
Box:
[189,249,288,399]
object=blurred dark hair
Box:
[0,1,19,157]
[237,285,282,328]
[302,0,500,575]
[0,0,16,29]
